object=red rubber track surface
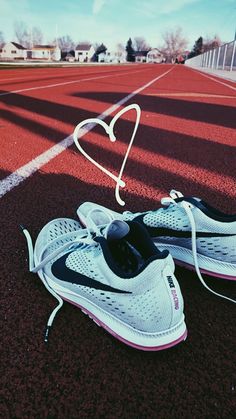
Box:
[0,64,235,418]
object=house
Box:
[146,49,164,63]
[75,43,95,62]
[64,53,75,62]
[134,51,149,63]
[30,45,61,61]
[115,50,126,63]
[0,42,61,61]
[98,51,108,62]
[98,50,126,63]
[0,42,27,60]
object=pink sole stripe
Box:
[62,296,187,351]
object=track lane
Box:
[1,63,235,210]
[1,64,235,209]
[0,64,153,93]
[0,65,174,176]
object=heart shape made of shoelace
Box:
[73,103,141,206]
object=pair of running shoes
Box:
[22,190,236,351]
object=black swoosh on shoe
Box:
[51,253,131,294]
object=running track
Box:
[0,64,235,418]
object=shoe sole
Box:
[45,275,187,351]
[155,243,236,281]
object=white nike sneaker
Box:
[22,211,187,351]
[77,191,236,304]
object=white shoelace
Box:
[22,209,115,342]
[161,190,236,304]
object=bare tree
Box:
[14,21,31,47]
[14,21,44,48]
[134,37,151,51]
[158,27,188,62]
[93,42,100,51]
[116,43,125,58]
[54,35,75,51]
[0,31,4,47]
[32,26,43,46]
[203,35,221,52]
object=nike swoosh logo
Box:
[133,215,235,238]
[51,253,131,294]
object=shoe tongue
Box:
[88,208,116,227]
[104,220,130,241]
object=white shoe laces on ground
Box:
[162,190,236,305]
[21,209,116,342]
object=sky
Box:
[0,0,235,50]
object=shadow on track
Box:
[73,91,236,129]
[0,90,235,213]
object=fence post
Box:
[202,52,205,66]
[212,49,215,68]
[216,46,221,69]
[230,40,236,71]
[201,53,204,67]
[222,44,228,70]
[209,50,212,67]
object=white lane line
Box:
[0,66,174,198]
[0,67,150,97]
[190,68,236,92]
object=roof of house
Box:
[75,43,92,51]
[33,45,55,50]
[11,42,26,50]
[148,48,161,53]
[147,49,163,55]
[134,50,150,57]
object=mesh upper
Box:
[56,269,178,332]
[60,245,182,332]
[143,205,191,230]
[157,236,236,263]
[35,218,83,262]
[143,202,236,263]
[123,211,138,221]
[66,247,105,283]
[47,219,82,241]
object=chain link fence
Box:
[185,39,236,71]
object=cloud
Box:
[92,0,107,14]
[134,0,200,18]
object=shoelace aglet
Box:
[44,325,51,343]
[19,224,26,232]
